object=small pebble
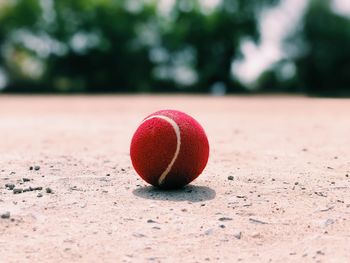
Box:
[37,193,43,198]
[46,187,53,194]
[22,178,31,182]
[219,217,233,222]
[251,232,262,238]
[249,218,269,224]
[132,233,146,238]
[1,212,10,219]
[29,166,33,170]
[34,166,40,171]
[227,176,234,181]
[147,219,157,224]
[13,188,23,194]
[233,231,242,239]
[204,229,214,235]
[322,218,335,228]
[5,184,15,190]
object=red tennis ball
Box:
[130,110,209,189]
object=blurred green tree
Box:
[0,0,279,93]
[259,0,350,96]
[295,0,350,96]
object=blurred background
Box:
[0,0,349,96]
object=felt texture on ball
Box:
[130,110,209,189]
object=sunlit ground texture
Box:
[1,96,350,262]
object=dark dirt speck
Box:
[1,212,10,219]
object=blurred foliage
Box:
[258,0,350,96]
[3,0,349,96]
[0,0,278,93]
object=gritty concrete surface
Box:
[0,95,350,263]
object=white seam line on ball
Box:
[142,115,181,185]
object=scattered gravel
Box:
[1,97,350,262]
[315,192,327,197]
[12,186,43,194]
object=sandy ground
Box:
[0,95,350,263]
